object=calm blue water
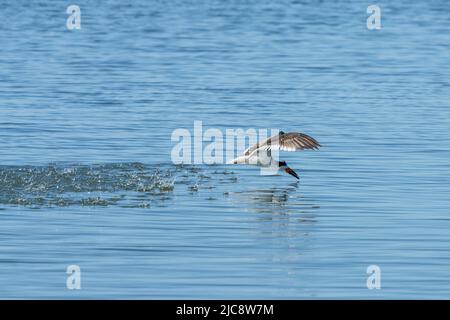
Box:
[1,0,450,299]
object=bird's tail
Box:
[227,156,247,164]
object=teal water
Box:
[1,0,450,298]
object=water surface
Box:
[1,0,450,298]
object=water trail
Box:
[0,163,223,208]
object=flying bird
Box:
[227,131,320,179]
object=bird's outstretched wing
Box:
[244,131,320,156]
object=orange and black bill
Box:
[284,167,299,179]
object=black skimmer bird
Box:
[227,131,320,179]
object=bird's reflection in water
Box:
[226,181,319,273]
[227,181,319,224]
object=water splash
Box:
[0,163,183,208]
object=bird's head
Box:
[278,161,299,179]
